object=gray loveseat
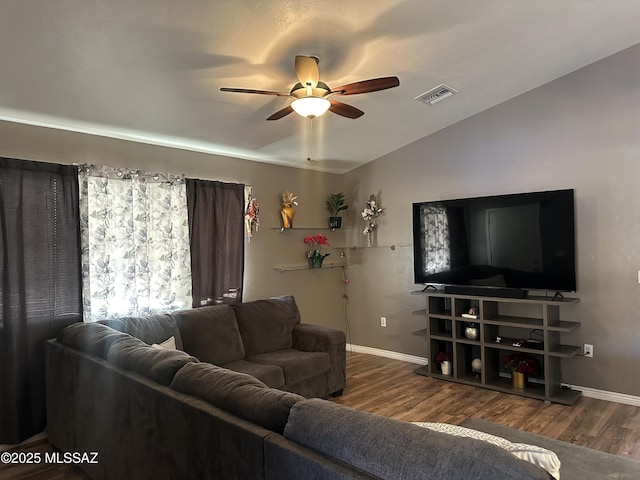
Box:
[45,295,557,479]
[100,295,345,399]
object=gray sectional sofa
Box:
[45,295,558,479]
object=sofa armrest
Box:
[292,324,344,351]
[292,324,346,396]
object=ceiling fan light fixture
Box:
[291,97,330,118]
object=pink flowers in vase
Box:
[304,234,330,268]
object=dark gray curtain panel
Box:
[186,179,244,307]
[0,158,82,444]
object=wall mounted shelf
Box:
[332,244,410,250]
[273,262,350,272]
[271,226,342,232]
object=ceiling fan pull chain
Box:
[306,118,314,163]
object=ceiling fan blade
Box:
[220,87,289,96]
[266,105,294,121]
[295,55,319,89]
[331,76,400,95]
[329,100,364,119]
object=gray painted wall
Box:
[343,43,640,396]
[0,121,346,331]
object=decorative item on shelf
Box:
[461,306,478,319]
[464,322,479,340]
[326,192,348,229]
[244,187,259,242]
[280,190,298,229]
[512,371,526,389]
[436,351,452,376]
[361,194,384,247]
[304,234,330,269]
[502,353,540,389]
[471,358,482,378]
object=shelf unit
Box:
[412,291,581,405]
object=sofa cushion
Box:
[232,295,301,356]
[101,313,184,350]
[58,322,130,359]
[106,336,198,385]
[170,362,303,433]
[283,399,552,480]
[413,422,560,479]
[223,359,285,388]
[171,305,245,365]
[460,417,640,480]
[247,349,330,386]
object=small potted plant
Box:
[326,193,348,229]
[436,351,452,376]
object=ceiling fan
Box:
[220,55,399,121]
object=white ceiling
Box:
[1,1,639,174]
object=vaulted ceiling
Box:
[1,1,639,173]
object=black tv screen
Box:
[412,189,576,295]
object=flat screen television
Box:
[412,189,576,298]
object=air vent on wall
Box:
[415,84,458,105]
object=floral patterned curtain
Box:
[78,164,192,321]
[420,205,451,274]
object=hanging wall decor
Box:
[361,194,384,246]
[244,187,259,242]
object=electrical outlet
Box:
[584,343,593,358]
[380,316,387,327]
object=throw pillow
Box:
[152,336,176,350]
[412,422,561,479]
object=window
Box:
[78,165,192,321]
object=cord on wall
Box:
[342,264,353,352]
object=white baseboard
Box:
[347,344,427,365]
[347,344,640,407]
[562,384,640,407]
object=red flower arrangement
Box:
[436,351,452,363]
[502,353,540,376]
[303,234,329,251]
[304,234,330,268]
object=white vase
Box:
[440,360,452,375]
